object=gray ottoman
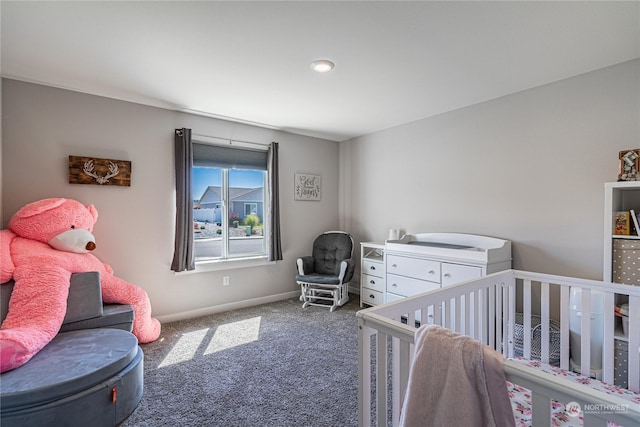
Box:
[0,328,143,426]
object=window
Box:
[172,128,281,272]
[192,142,268,262]
[245,203,258,216]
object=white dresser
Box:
[385,233,511,303]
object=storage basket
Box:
[514,313,561,366]
[614,339,640,389]
[613,239,640,286]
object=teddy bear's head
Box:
[8,198,99,253]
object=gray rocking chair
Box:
[296,231,355,312]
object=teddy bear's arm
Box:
[1,229,16,283]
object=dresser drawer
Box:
[362,273,385,293]
[386,255,440,283]
[441,263,482,287]
[363,260,385,277]
[361,289,384,306]
[387,273,440,297]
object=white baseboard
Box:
[156,290,301,324]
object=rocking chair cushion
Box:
[312,233,353,277]
[295,273,342,285]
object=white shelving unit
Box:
[360,242,385,308]
[604,181,640,283]
[604,182,640,387]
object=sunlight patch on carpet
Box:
[157,317,262,367]
[204,316,261,355]
[158,328,210,368]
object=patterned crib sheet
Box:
[507,358,640,426]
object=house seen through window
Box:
[192,142,268,261]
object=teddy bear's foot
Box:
[134,317,161,344]
[0,337,29,373]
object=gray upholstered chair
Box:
[296,231,355,312]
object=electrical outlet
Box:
[223,276,230,286]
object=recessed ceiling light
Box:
[311,60,335,73]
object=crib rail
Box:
[357,269,640,427]
[505,360,640,427]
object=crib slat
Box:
[357,324,372,427]
[580,289,592,378]
[455,295,462,333]
[508,281,516,359]
[502,284,510,357]
[433,300,442,326]
[524,279,532,360]
[628,295,640,393]
[541,282,550,364]
[497,285,504,354]
[391,337,400,426]
[472,290,479,340]
[376,330,388,427]
[474,289,481,342]
[396,339,411,426]
[483,286,490,346]
[489,284,496,349]
[601,292,615,385]
[560,286,570,371]
[407,308,415,329]
[464,292,471,337]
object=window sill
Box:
[176,256,273,274]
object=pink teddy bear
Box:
[0,198,161,372]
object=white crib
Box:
[357,270,640,426]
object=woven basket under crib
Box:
[513,313,561,366]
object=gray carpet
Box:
[120,296,361,427]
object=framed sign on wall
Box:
[294,173,321,201]
[618,149,640,181]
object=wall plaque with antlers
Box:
[68,156,131,186]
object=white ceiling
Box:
[2,1,639,142]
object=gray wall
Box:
[341,59,640,280]
[1,79,340,321]
[3,59,638,322]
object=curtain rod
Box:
[191,133,272,148]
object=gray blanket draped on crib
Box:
[399,324,515,427]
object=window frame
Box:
[172,129,281,273]
[192,142,269,264]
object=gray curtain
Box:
[268,141,283,261]
[171,128,195,272]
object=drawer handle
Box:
[444,273,451,278]
[391,283,398,287]
[369,280,376,284]
[428,270,435,274]
[392,264,397,268]
[369,294,375,299]
[370,266,376,270]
